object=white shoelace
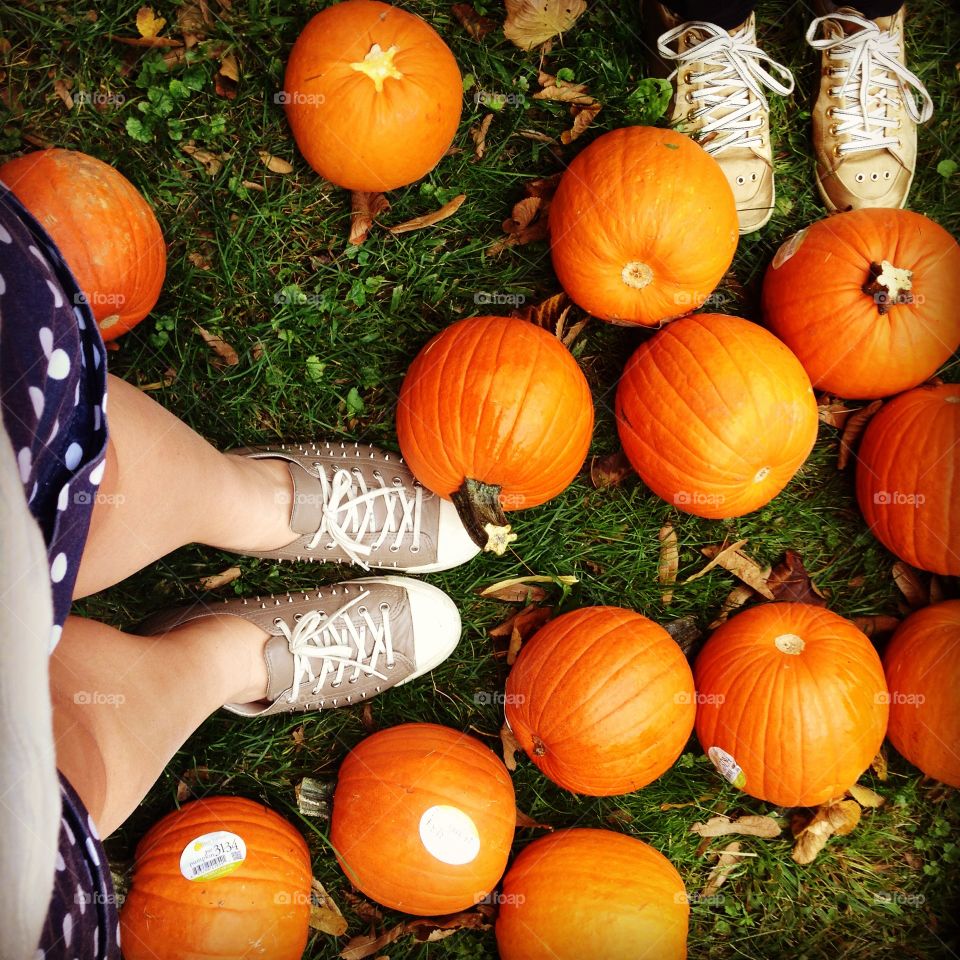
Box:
[806,12,933,155]
[276,591,395,703]
[305,465,423,569]
[658,20,795,155]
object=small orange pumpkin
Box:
[855,383,960,576]
[283,0,462,191]
[884,600,960,787]
[504,607,695,795]
[119,797,311,960]
[330,723,516,916]
[762,209,960,399]
[549,126,738,326]
[396,315,594,553]
[496,828,689,960]
[0,148,166,340]
[615,313,819,518]
[694,603,888,808]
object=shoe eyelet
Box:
[870,172,879,181]
[855,173,865,182]
[358,605,367,615]
[312,461,322,470]
[826,107,835,117]
[325,542,335,550]
[294,613,303,622]
[379,602,389,612]
[273,617,283,626]
[410,545,420,553]
[834,146,843,158]
[736,175,745,185]
[884,171,891,179]
[331,681,341,689]
[393,477,402,486]
[685,93,693,103]
[348,677,359,684]
[389,544,400,552]
[683,72,693,84]
[829,124,839,135]
[373,469,382,480]
[750,173,758,181]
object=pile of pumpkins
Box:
[2,0,957,957]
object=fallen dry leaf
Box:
[872,746,889,781]
[590,449,632,489]
[177,0,210,40]
[291,724,305,749]
[258,150,293,174]
[361,701,376,732]
[892,561,927,609]
[515,808,554,830]
[136,5,167,37]
[175,765,211,803]
[488,177,560,255]
[690,814,781,839]
[343,892,383,924]
[198,566,241,590]
[470,113,493,160]
[852,614,901,638]
[561,101,601,144]
[702,841,742,898]
[480,575,559,603]
[215,51,239,99]
[817,395,856,430]
[389,194,466,234]
[309,878,348,936]
[513,290,568,331]
[506,625,524,665]
[765,550,827,605]
[534,70,595,106]
[504,0,586,50]
[349,191,391,246]
[408,909,493,942]
[137,369,176,392]
[196,325,239,365]
[659,523,679,605]
[792,798,862,864]
[340,925,406,960]
[53,78,74,109]
[489,602,553,640]
[708,584,754,628]
[501,722,520,771]
[451,2,496,39]
[838,400,883,469]
[687,540,775,599]
[848,783,885,808]
[181,142,225,176]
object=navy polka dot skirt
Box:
[0,184,120,959]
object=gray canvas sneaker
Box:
[140,576,461,716]
[233,442,480,573]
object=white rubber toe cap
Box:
[405,497,481,574]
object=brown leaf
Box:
[506,625,524,666]
[838,400,883,469]
[470,113,493,160]
[702,842,742,899]
[196,325,239,365]
[175,765,211,803]
[853,615,901,639]
[892,561,927,609]
[215,52,239,98]
[136,5,167,37]
[590,449,632,489]
[503,0,586,50]
[792,799,862,864]
[515,808,554,830]
[690,814,781,839]
[361,701,376,732]
[560,101,601,145]
[198,566,241,590]
[309,878,348,936]
[53,78,74,109]
[258,150,293,174]
[687,540,775,599]
[181,142,225,176]
[451,3,497,39]
[871,746,889,781]
[177,0,210,39]
[408,910,492,942]
[349,191,391,246]
[500,722,520,771]
[291,724,305,749]
[765,550,826,605]
[340,924,406,960]
[137,369,176,392]
[187,250,213,271]
[111,34,183,47]
[512,291,568,331]
[389,194,466,234]
[533,70,596,106]
[343,892,383,924]
[658,523,679,605]
[481,575,558,603]
[708,585,754,628]
[524,174,562,199]
[848,783,885,808]
[606,808,635,825]
[817,396,856,430]
[489,602,553,639]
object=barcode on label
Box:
[191,855,228,876]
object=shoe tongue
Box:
[264,634,296,702]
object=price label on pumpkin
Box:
[708,746,747,790]
[418,805,481,866]
[179,831,247,882]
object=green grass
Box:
[3,0,960,957]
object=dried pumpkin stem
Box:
[451,478,517,555]
[862,259,913,316]
[621,260,654,290]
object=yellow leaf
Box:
[658,523,679,605]
[500,722,520,772]
[136,5,167,38]
[503,0,586,50]
[258,150,294,174]
[309,878,348,937]
[848,783,885,808]
[690,814,782,839]
[701,841,742,899]
[792,799,862,864]
[196,325,239,365]
[388,194,467,234]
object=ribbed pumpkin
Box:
[884,600,960,787]
[504,607,695,795]
[119,797,311,960]
[855,383,960,576]
[396,315,594,553]
[0,148,166,340]
[330,723,516,915]
[694,603,888,808]
[496,828,689,960]
[549,126,738,326]
[762,209,960,399]
[283,0,462,191]
[615,313,819,519]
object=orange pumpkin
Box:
[396,315,594,553]
[694,603,889,808]
[615,313,818,519]
[283,0,462,191]
[496,828,689,960]
[884,600,960,787]
[330,723,516,915]
[762,209,960,399]
[855,383,960,576]
[119,797,311,960]
[0,149,166,340]
[549,126,738,326]
[504,607,695,795]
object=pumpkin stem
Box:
[531,735,547,757]
[774,633,805,655]
[621,261,654,290]
[862,260,913,316]
[349,43,403,93]
[451,478,518,555]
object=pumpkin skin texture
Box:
[855,383,960,576]
[694,603,889,808]
[330,723,516,916]
[496,828,689,960]
[884,600,960,787]
[396,315,594,553]
[0,148,166,340]
[762,208,960,399]
[283,0,462,191]
[119,797,311,960]
[504,607,695,795]
[615,313,819,519]
[549,126,738,326]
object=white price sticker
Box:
[418,805,481,866]
[179,831,247,882]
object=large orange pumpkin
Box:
[283,0,462,191]
[855,383,960,576]
[119,796,312,960]
[549,126,738,326]
[0,148,166,340]
[496,828,689,960]
[884,600,960,787]
[330,723,516,915]
[396,315,594,553]
[615,313,819,519]
[762,209,960,399]
[504,607,695,795]
[694,603,888,808]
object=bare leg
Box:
[51,613,270,837]
[74,375,297,598]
